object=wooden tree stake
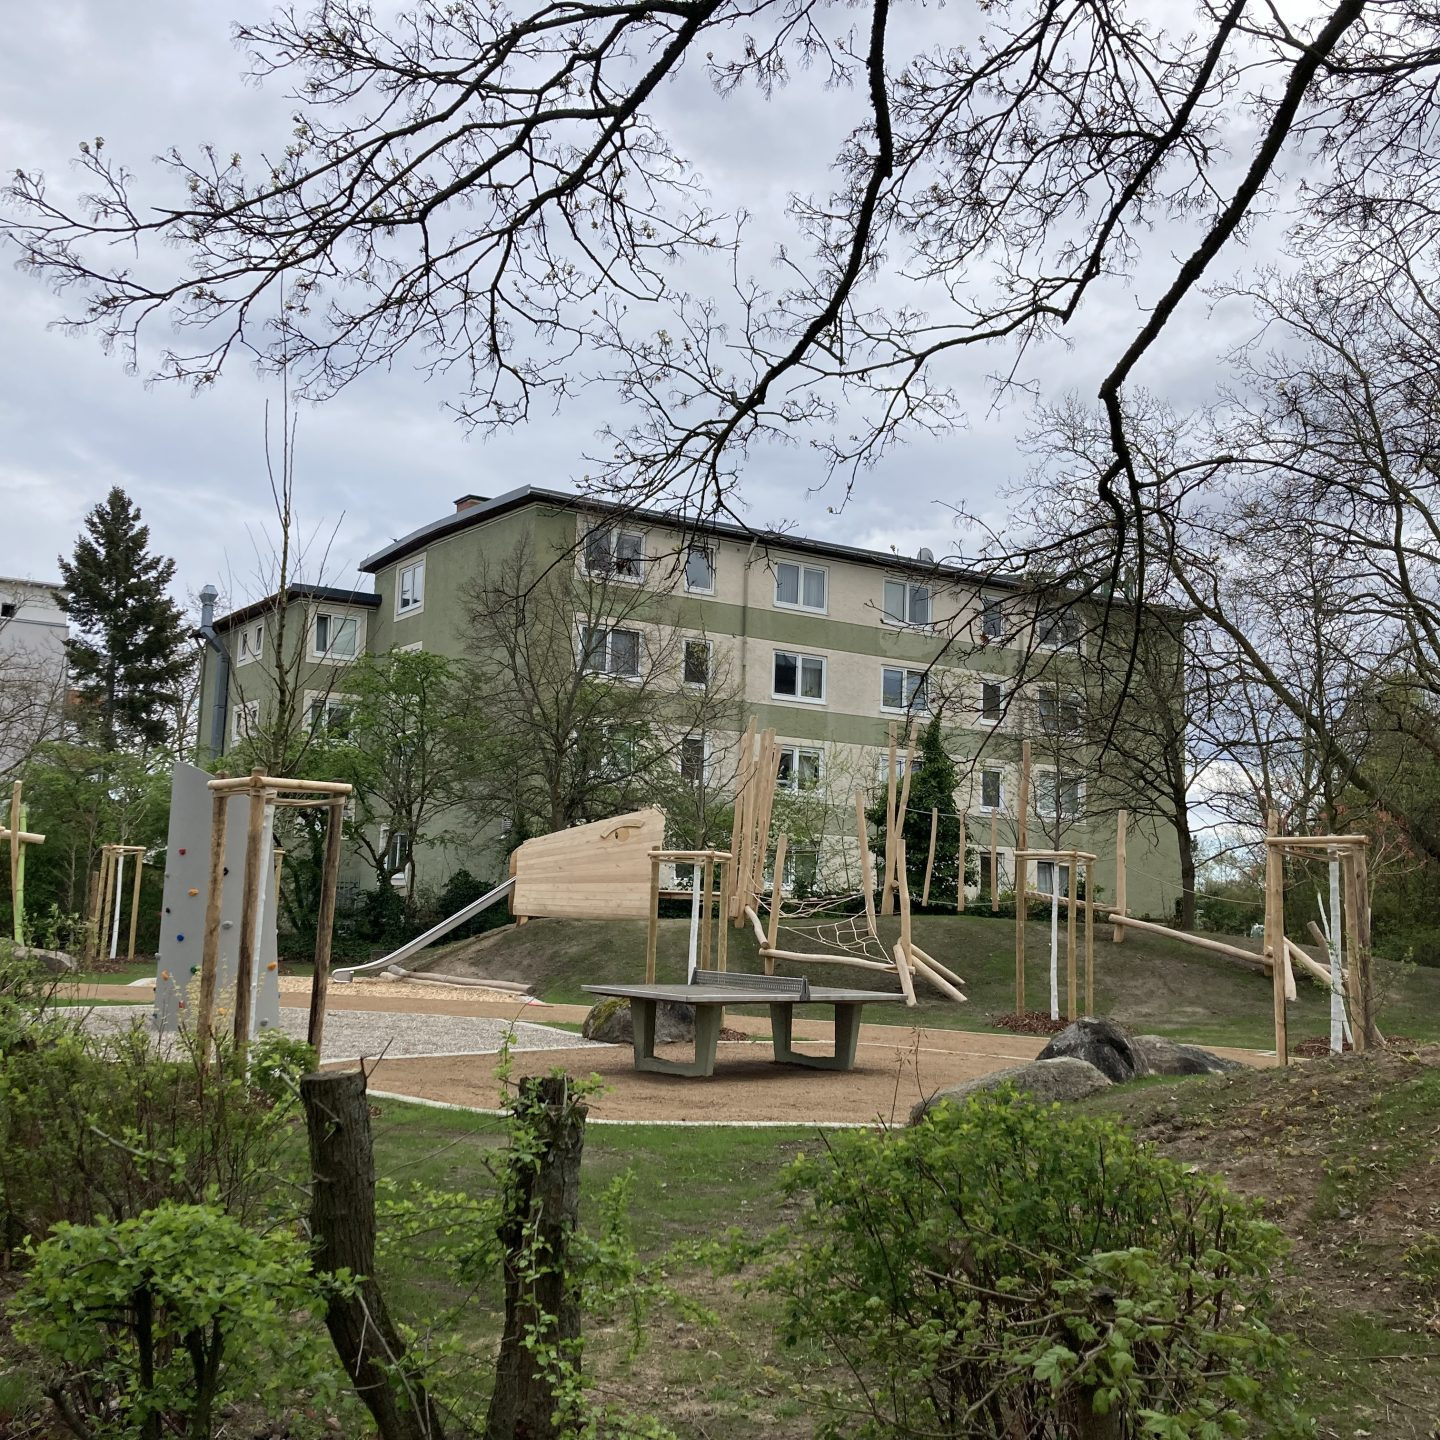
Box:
[881,722,899,916]
[645,852,661,984]
[921,806,938,906]
[197,791,230,1054]
[307,796,346,1054]
[1066,852,1079,1020]
[1112,808,1128,943]
[765,833,787,975]
[126,852,144,962]
[232,771,270,1056]
[957,812,967,913]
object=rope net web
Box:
[758,891,892,963]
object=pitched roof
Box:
[212,584,380,631]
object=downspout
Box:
[194,583,230,762]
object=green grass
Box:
[63,963,155,986]
[421,911,1440,1051]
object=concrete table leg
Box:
[769,1004,864,1071]
[632,1000,724,1077]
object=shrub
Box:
[769,1092,1309,1439]
[11,1202,340,1440]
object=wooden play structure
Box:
[722,718,967,1006]
[2,781,44,947]
[86,843,149,964]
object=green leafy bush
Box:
[11,1202,340,1440]
[769,1092,1309,1439]
[247,1028,317,1103]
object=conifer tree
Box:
[57,487,190,750]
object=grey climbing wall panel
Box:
[154,764,281,1039]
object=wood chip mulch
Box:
[989,1011,1069,1035]
[1292,1034,1417,1058]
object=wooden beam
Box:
[910,944,966,989]
[1107,913,1271,969]
[1017,739,1031,856]
[890,721,919,910]
[989,811,999,913]
[908,949,966,1003]
[698,853,714,974]
[854,790,877,937]
[715,857,730,973]
[880,722,899,916]
[765,834,787,976]
[96,847,117,968]
[307,796,346,1055]
[891,940,918,1006]
[921,807,938,906]
[232,773,271,1057]
[1066,853,1079,1021]
[1264,809,1287,1066]
[1084,858,1095,1014]
[1354,847,1379,1050]
[957,812,967,913]
[1013,850,1026,1014]
[207,775,352,796]
[1112,808,1128,943]
[645,852,661,984]
[728,719,756,921]
[126,852,144,962]
[8,782,19,942]
[196,789,229,1055]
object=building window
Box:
[307,693,354,738]
[680,736,706,784]
[777,745,822,792]
[397,557,426,617]
[236,621,263,664]
[0,603,15,619]
[1033,771,1085,820]
[773,650,826,703]
[981,594,1005,642]
[585,527,645,581]
[876,752,920,782]
[883,579,931,627]
[682,638,711,687]
[785,847,820,894]
[579,625,642,678]
[979,680,1003,725]
[684,545,715,594]
[774,560,827,613]
[980,769,1002,810]
[396,641,423,653]
[314,611,360,661]
[881,666,929,713]
[386,829,411,875]
[979,851,1007,895]
[1037,609,1082,650]
[1038,688,1083,735]
[230,699,259,745]
[1035,860,1073,896]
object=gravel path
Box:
[76,1004,605,1063]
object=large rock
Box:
[910,1057,1111,1122]
[1129,1034,1242,1077]
[1036,1017,1139,1083]
[581,996,695,1045]
[14,945,77,975]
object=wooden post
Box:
[83,868,100,966]
[1264,811,1287,1066]
[307,797,346,1055]
[301,1070,449,1440]
[765,834,787,975]
[1084,857,1095,1014]
[1013,850,1026,1014]
[957,812,967,912]
[855,790,878,936]
[1017,739,1031,856]
[698,853,714,974]
[715,857,730,973]
[197,792,230,1054]
[96,847,116,967]
[895,837,918,1005]
[921,807,938,906]
[881,722,899,916]
[1066,851,1079,1021]
[232,771,270,1055]
[645,852,661,984]
[989,811,999,913]
[1353,845,1378,1051]
[728,720,756,923]
[1112,808,1128,943]
[7,782,19,944]
[892,721,920,905]
[126,852,144,961]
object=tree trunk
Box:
[1176,819,1197,931]
[301,1070,446,1440]
[484,1075,587,1440]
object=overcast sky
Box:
[0,0,1273,615]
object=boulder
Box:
[910,1056,1111,1122]
[13,945,77,975]
[1035,1017,1139,1083]
[1129,1034,1242,1077]
[581,996,695,1045]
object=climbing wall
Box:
[153,763,281,1039]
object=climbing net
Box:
[757,890,892,964]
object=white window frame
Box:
[395,640,423,654]
[578,623,644,679]
[1034,859,1073,896]
[881,665,930,714]
[1037,686,1084,735]
[876,752,921,782]
[230,699,259,746]
[979,768,1004,812]
[678,735,708,785]
[883,578,932,628]
[583,526,646,583]
[1036,608,1083,652]
[235,620,264,666]
[310,609,364,663]
[1032,768,1086,821]
[304,689,357,737]
[980,593,1006,644]
[683,543,716,595]
[777,745,823,793]
[771,649,828,705]
[682,637,712,688]
[773,559,828,614]
[784,846,820,893]
[978,678,1004,727]
[396,556,426,619]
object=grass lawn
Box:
[363,1041,1440,1439]
[421,911,1440,1051]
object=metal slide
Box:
[332,875,517,982]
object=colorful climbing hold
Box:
[188,888,199,897]
[178,848,186,855]
[266,962,277,971]
[176,934,185,942]
[161,971,171,982]
[189,965,198,975]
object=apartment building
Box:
[199,487,1184,917]
[0,576,68,773]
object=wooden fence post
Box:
[1112,809,1128,943]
